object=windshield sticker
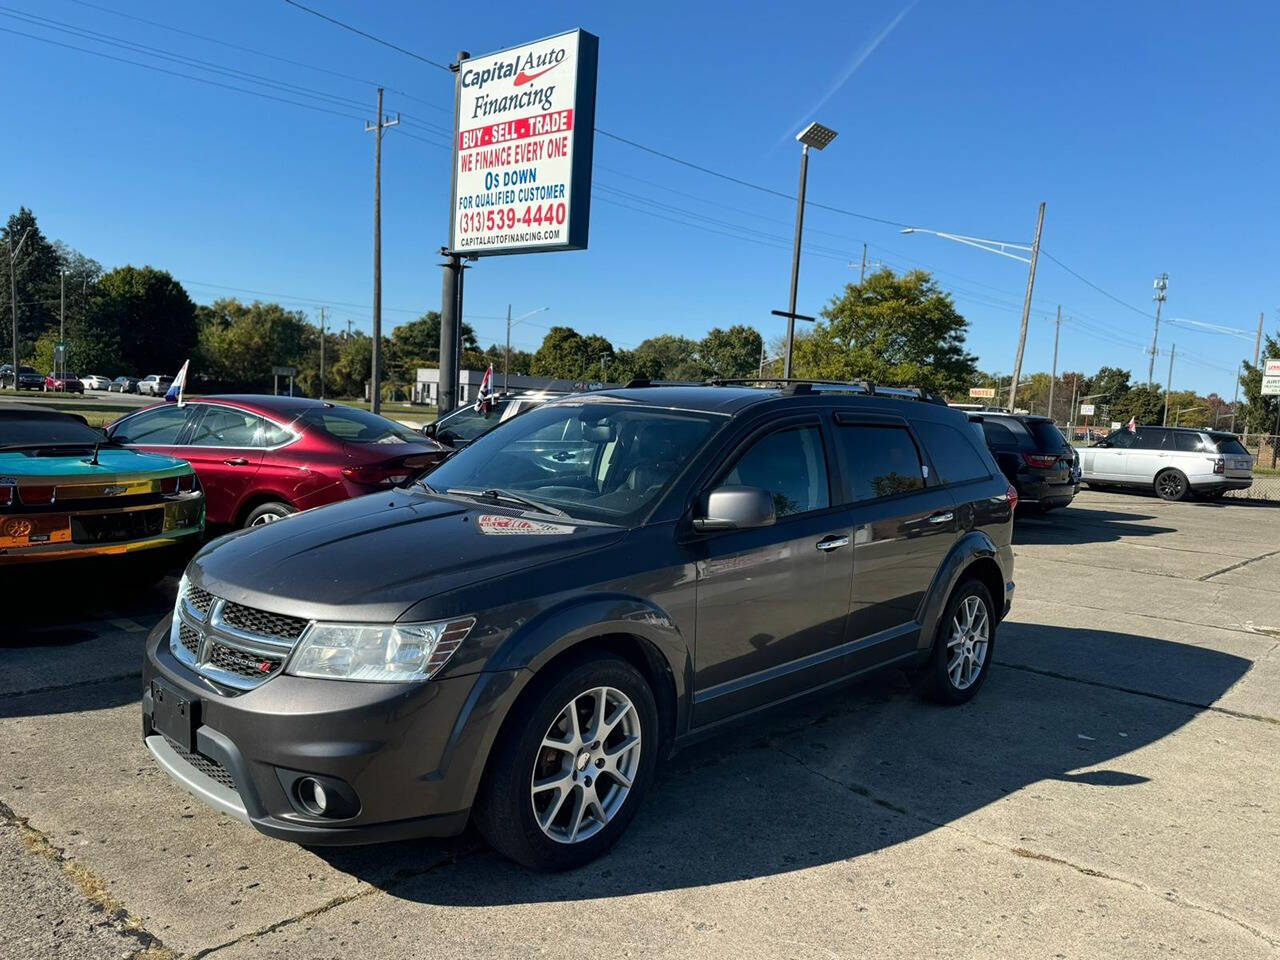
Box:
[477,514,574,536]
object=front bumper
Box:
[141,616,525,845]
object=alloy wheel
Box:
[947,595,989,691]
[250,511,284,526]
[1157,472,1185,500]
[531,686,642,844]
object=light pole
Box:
[7,227,31,386]
[902,200,1045,412]
[782,121,838,378]
[1147,273,1168,388]
[504,306,549,392]
[1173,405,1204,427]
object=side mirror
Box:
[692,485,776,532]
[422,422,437,439]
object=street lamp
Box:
[901,202,1046,412]
[1173,405,1205,427]
[782,121,838,379]
[503,305,549,392]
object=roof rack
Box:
[703,377,949,406]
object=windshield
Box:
[422,401,722,525]
[435,399,514,445]
[296,406,424,444]
[0,411,106,448]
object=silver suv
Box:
[1081,425,1253,501]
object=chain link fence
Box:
[1226,434,1280,502]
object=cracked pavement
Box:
[1,489,1278,958]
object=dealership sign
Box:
[450,29,599,256]
[1262,359,1280,396]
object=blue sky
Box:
[3,0,1277,396]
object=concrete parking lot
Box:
[2,488,1278,960]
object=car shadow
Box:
[316,623,1250,905]
[1013,506,1174,545]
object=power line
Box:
[280,0,450,71]
[1040,250,1154,320]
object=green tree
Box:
[791,268,978,395]
[630,334,703,381]
[2,207,63,357]
[389,312,478,380]
[700,325,763,380]
[330,333,373,398]
[196,299,316,392]
[1111,384,1165,426]
[1237,330,1279,437]
[531,326,615,380]
[98,266,198,375]
[1163,389,1210,428]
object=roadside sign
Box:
[1262,359,1280,396]
[450,29,599,257]
[1080,403,1096,416]
[272,366,298,377]
[969,387,996,399]
[1111,421,1121,430]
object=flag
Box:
[1126,416,1137,433]
[474,363,494,413]
[165,359,189,407]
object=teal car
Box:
[0,405,204,564]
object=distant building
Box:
[413,368,610,406]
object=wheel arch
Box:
[233,491,296,528]
[917,531,1007,654]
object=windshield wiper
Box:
[444,487,571,519]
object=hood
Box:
[191,490,625,623]
[0,447,190,482]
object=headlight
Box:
[287,617,475,682]
[174,573,189,616]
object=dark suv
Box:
[972,411,1078,513]
[142,382,1015,870]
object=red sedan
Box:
[106,396,447,527]
[44,371,84,393]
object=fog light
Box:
[297,777,328,815]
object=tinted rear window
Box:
[980,417,1030,449]
[833,424,926,501]
[298,406,422,444]
[913,420,992,484]
[1025,419,1069,452]
[1212,435,1249,456]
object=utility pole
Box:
[1069,376,1079,439]
[1007,201,1045,412]
[59,270,65,382]
[318,306,326,400]
[1048,305,1061,423]
[1162,343,1176,426]
[7,227,31,386]
[503,303,512,393]
[859,243,868,283]
[1255,311,1265,368]
[365,87,399,415]
[1147,273,1168,388]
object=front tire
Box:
[1155,469,1190,501]
[243,501,295,527]
[474,651,659,871]
[920,579,996,705]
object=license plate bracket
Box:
[151,677,198,753]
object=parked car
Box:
[80,374,111,391]
[109,376,139,394]
[1081,425,1253,501]
[107,396,448,527]
[43,371,84,394]
[0,405,203,565]
[138,374,175,397]
[970,411,1078,513]
[142,381,1015,869]
[424,390,565,450]
[0,364,45,390]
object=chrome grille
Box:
[178,622,200,656]
[165,737,237,791]
[170,587,310,692]
[220,601,308,642]
[208,642,284,680]
[186,585,214,617]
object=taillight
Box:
[1022,453,1059,469]
[342,465,410,486]
[0,485,13,508]
[20,485,55,506]
[1006,483,1019,512]
[160,476,179,494]
[1212,458,1225,475]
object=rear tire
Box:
[473,651,659,871]
[920,579,996,706]
[243,502,295,528]
[1155,469,1190,502]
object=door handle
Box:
[223,457,249,466]
[928,512,955,524]
[816,535,850,552]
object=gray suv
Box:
[142,382,1015,869]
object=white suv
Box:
[1081,426,1254,501]
[137,374,174,397]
